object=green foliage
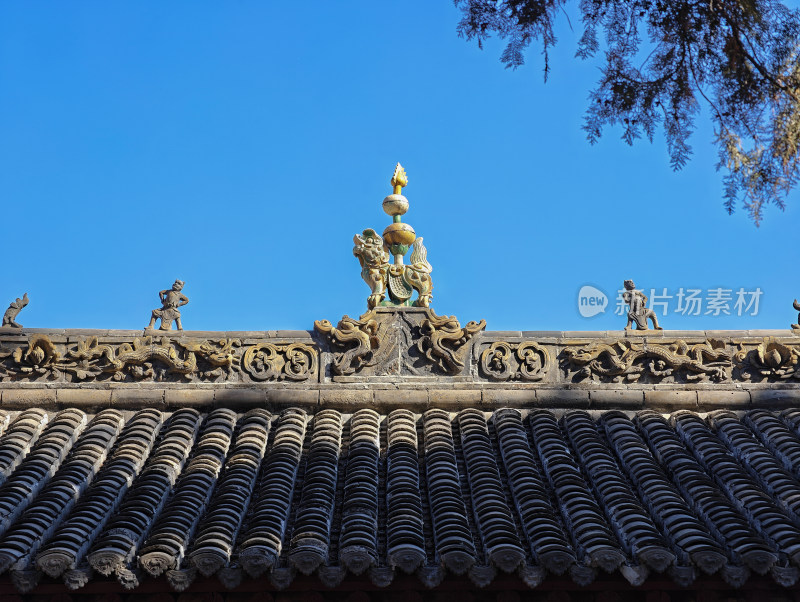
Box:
[455,0,800,224]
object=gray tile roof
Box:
[0,406,797,592]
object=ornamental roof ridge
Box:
[0,320,797,412]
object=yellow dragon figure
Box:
[353,229,433,309]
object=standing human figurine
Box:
[146,280,189,331]
[622,279,663,331]
[2,293,29,328]
[792,299,800,330]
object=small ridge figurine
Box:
[792,299,800,330]
[146,280,188,331]
[622,280,663,331]
[2,293,28,328]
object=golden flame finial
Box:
[390,163,408,195]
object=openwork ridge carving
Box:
[241,342,317,381]
[480,341,550,381]
[5,328,800,385]
[735,337,800,381]
[0,334,317,383]
[417,314,486,375]
[564,339,732,383]
[314,311,379,376]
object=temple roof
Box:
[0,405,797,593]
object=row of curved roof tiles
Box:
[0,406,796,591]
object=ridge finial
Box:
[390,163,408,195]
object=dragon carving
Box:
[314,311,381,376]
[417,314,486,375]
[564,339,732,382]
[0,334,317,383]
[67,336,198,380]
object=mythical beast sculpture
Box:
[2,293,28,328]
[353,228,432,309]
[352,164,434,309]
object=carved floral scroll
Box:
[242,343,317,382]
[735,337,800,381]
[479,341,551,381]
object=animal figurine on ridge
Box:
[2,293,28,328]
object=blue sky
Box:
[1,2,798,332]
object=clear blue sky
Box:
[1,2,798,332]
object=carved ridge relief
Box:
[11,334,61,379]
[479,341,551,381]
[0,335,318,383]
[735,337,800,381]
[315,308,485,377]
[314,311,380,376]
[417,314,486,376]
[562,339,733,383]
[242,343,317,382]
[4,327,800,385]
